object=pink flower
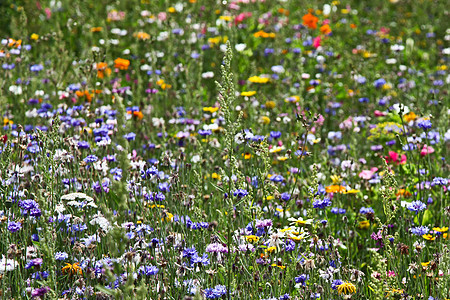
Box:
[420,144,434,156]
[387,270,396,277]
[374,110,387,117]
[313,36,321,48]
[314,114,325,126]
[359,167,378,180]
[158,12,167,21]
[385,151,406,165]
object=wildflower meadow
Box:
[0,0,449,299]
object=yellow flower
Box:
[241,91,256,97]
[337,281,356,295]
[265,101,276,109]
[243,153,252,159]
[248,76,270,83]
[219,16,232,21]
[433,227,448,233]
[358,220,370,230]
[421,261,430,267]
[330,175,342,184]
[168,7,176,13]
[271,263,286,269]
[260,116,270,124]
[246,235,259,243]
[211,173,221,180]
[134,32,151,40]
[266,246,277,253]
[203,107,219,113]
[403,112,417,122]
[423,234,436,241]
[163,212,173,222]
[30,33,39,40]
[62,262,82,275]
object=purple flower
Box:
[31,286,50,298]
[55,252,69,261]
[410,226,429,236]
[83,155,98,163]
[313,197,332,209]
[7,221,22,233]
[417,119,432,130]
[407,201,427,213]
[233,189,248,199]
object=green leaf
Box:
[422,210,433,226]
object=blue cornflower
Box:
[417,119,432,130]
[233,189,248,199]
[270,131,282,139]
[313,197,332,209]
[198,129,212,136]
[407,200,427,213]
[83,155,98,163]
[281,192,291,201]
[7,221,22,232]
[295,274,309,286]
[373,78,386,88]
[359,207,374,214]
[123,132,136,141]
[331,279,344,290]
[55,252,69,261]
[410,226,429,236]
[138,265,159,276]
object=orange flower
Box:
[114,58,130,70]
[75,90,92,102]
[91,27,103,32]
[134,32,150,40]
[302,13,319,29]
[325,185,346,193]
[96,62,111,79]
[133,111,144,120]
[320,24,332,35]
[62,262,82,275]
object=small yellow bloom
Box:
[266,246,277,253]
[30,33,39,40]
[219,16,232,21]
[61,262,82,275]
[246,235,259,243]
[260,116,270,124]
[241,91,256,97]
[265,101,276,109]
[358,220,370,230]
[432,227,448,233]
[203,107,219,113]
[330,175,342,184]
[403,112,417,122]
[423,234,436,241]
[168,7,176,13]
[271,263,286,269]
[337,281,356,295]
[248,76,270,83]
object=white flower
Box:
[0,256,19,273]
[61,193,94,202]
[90,213,111,232]
[191,155,201,163]
[235,43,246,52]
[234,132,245,144]
[201,71,214,79]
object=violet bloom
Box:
[407,201,427,214]
[7,221,22,233]
[31,286,50,298]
